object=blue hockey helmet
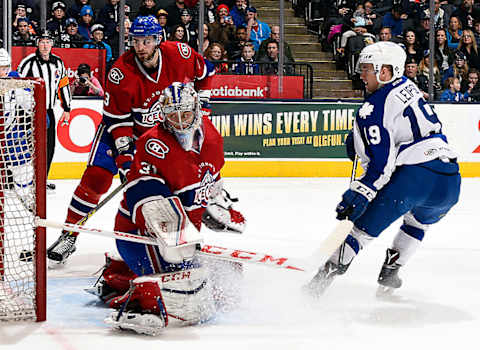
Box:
[129,16,163,44]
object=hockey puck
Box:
[19,250,33,262]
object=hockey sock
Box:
[65,166,114,236]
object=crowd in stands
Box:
[307,0,480,101]
[10,0,298,92]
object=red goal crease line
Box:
[34,218,353,274]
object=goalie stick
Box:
[35,218,354,273]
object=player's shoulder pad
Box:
[161,41,193,60]
[107,50,136,86]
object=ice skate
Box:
[105,311,166,336]
[47,231,77,266]
[303,261,344,297]
[376,248,402,298]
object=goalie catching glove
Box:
[202,188,246,233]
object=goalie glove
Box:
[114,136,134,183]
[202,189,246,233]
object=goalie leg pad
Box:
[159,265,216,325]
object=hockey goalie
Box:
[88,82,245,335]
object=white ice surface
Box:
[1,177,479,349]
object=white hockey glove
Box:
[202,188,246,234]
[141,196,202,263]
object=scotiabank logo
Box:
[57,108,102,153]
[211,85,266,98]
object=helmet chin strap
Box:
[375,68,396,86]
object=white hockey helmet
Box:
[161,82,202,150]
[356,41,406,84]
[0,48,11,67]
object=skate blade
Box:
[376,285,404,302]
[47,258,67,270]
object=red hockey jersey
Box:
[115,116,224,234]
[102,41,214,141]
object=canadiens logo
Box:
[193,170,216,207]
[145,138,169,159]
[141,100,164,125]
[108,68,124,85]
[177,43,192,59]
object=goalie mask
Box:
[161,82,203,151]
[356,41,406,85]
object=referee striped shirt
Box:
[17,50,72,112]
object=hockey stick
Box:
[305,155,359,270]
[67,180,128,231]
[35,218,319,272]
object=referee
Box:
[17,30,72,189]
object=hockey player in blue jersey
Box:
[306,41,461,296]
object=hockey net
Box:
[0,78,46,322]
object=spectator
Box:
[58,17,85,48]
[193,23,210,53]
[403,29,422,63]
[66,0,92,21]
[205,42,229,73]
[260,41,294,75]
[418,49,442,95]
[447,16,463,50]
[180,9,198,48]
[109,17,132,60]
[97,0,130,41]
[381,4,404,37]
[225,25,247,59]
[319,0,355,52]
[423,0,447,29]
[257,25,295,62]
[168,24,189,43]
[84,24,113,63]
[461,68,480,100]
[46,1,67,37]
[473,19,480,46]
[78,5,95,41]
[17,31,71,185]
[246,7,270,51]
[156,9,170,41]
[232,42,259,74]
[71,63,104,97]
[12,3,36,33]
[364,1,382,34]
[12,17,36,46]
[458,29,480,69]
[451,0,480,30]
[230,0,247,28]
[200,0,217,24]
[435,28,455,75]
[166,0,187,27]
[378,26,392,41]
[416,11,431,49]
[405,56,429,99]
[440,77,469,101]
[208,4,236,48]
[442,50,470,86]
[138,0,159,17]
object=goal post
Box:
[0,77,47,322]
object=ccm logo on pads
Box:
[145,139,169,159]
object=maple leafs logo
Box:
[358,102,374,119]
